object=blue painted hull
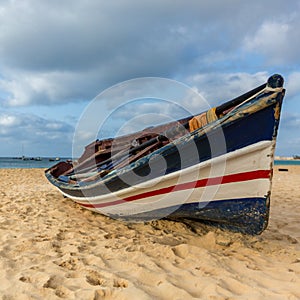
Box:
[111,197,269,234]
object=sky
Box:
[0,0,300,157]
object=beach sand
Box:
[0,166,299,299]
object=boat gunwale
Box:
[49,140,274,202]
[45,87,284,191]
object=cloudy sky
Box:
[0,0,299,157]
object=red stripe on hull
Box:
[79,169,271,209]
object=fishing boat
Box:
[45,74,285,234]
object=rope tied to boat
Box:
[188,85,283,133]
[228,86,283,115]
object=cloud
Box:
[0,1,299,156]
[280,112,300,129]
[0,114,20,127]
[243,13,300,65]
[71,77,200,153]
[286,72,300,98]
[0,69,100,106]
[275,110,300,155]
[244,22,290,64]
[0,111,74,156]
[276,135,300,156]
[186,71,268,106]
[0,0,299,107]
[103,99,191,136]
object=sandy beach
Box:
[0,166,299,299]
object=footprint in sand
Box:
[19,276,32,283]
[113,278,128,288]
[86,270,106,286]
[43,275,63,289]
[94,288,114,299]
[43,275,71,298]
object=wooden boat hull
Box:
[45,76,285,234]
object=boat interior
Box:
[46,75,283,184]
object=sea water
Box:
[274,160,300,166]
[0,157,299,169]
[0,157,71,169]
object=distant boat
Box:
[22,156,41,161]
[45,74,285,234]
[49,157,60,162]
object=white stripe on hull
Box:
[96,178,270,216]
[59,140,275,216]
